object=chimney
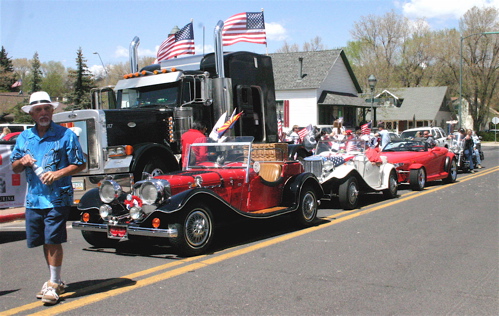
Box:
[298,57,304,80]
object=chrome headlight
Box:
[139,179,171,205]
[99,179,122,203]
[99,204,112,219]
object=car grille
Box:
[302,159,323,178]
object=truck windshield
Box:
[117,83,179,109]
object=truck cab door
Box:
[236,85,264,142]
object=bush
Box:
[477,131,498,142]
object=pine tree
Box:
[30,52,43,93]
[66,48,96,109]
[0,46,17,92]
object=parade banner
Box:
[0,144,26,208]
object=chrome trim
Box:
[72,221,178,238]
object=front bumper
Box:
[72,221,178,238]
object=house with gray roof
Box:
[269,50,367,130]
[374,86,454,133]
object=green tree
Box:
[0,46,17,92]
[66,48,96,109]
[41,61,68,99]
[29,52,43,93]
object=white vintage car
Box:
[302,139,398,209]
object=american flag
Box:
[222,12,267,46]
[11,79,22,88]
[361,121,372,135]
[297,127,309,142]
[157,22,195,62]
[277,119,284,142]
[328,155,346,167]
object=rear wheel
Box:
[294,185,318,226]
[339,177,359,210]
[409,168,426,191]
[81,231,119,248]
[171,203,214,257]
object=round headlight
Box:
[130,206,143,220]
[99,179,122,203]
[99,204,112,219]
[139,179,171,205]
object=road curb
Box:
[0,212,25,224]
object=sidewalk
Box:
[0,206,25,224]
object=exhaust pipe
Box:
[129,36,140,73]
[214,20,225,78]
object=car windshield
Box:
[315,139,367,155]
[400,130,429,139]
[382,140,427,152]
[186,136,255,170]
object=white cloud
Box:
[114,46,128,58]
[265,22,288,41]
[400,0,499,19]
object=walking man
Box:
[11,91,86,305]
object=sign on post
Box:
[492,117,499,143]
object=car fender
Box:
[380,164,397,189]
[282,172,323,207]
[406,163,424,170]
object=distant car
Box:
[302,139,398,210]
[381,139,457,191]
[72,137,323,256]
[0,124,33,133]
[399,127,448,147]
[0,132,21,142]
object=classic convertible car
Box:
[302,139,398,210]
[72,137,323,256]
[381,140,457,190]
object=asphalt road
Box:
[1,146,498,315]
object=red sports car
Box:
[381,140,457,191]
[73,137,323,256]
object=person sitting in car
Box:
[423,131,437,148]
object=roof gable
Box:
[269,50,362,93]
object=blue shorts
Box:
[25,207,70,248]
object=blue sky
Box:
[2,0,498,75]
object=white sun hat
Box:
[22,91,60,113]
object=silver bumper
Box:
[72,221,178,238]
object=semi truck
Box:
[53,21,284,204]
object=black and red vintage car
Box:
[72,137,323,256]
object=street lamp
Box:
[368,74,377,124]
[93,52,108,76]
[459,31,499,129]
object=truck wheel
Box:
[81,231,119,248]
[339,177,359,210]
[135,157,168,180]
[383,170,398,199]
[294,185,318,227]
[171,203,214,257]
[409,168,426,191]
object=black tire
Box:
[294,185,318,227]
[443,158,457,184]
[81,231,119,248]
[409,168,426,191]
[338,177,359,210]
[383,170,398,199]
[170,204,214,257]
[135,157,168,181]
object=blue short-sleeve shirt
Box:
[10,121,86,208]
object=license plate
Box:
[108,225,128,239]
[72,179,85,191]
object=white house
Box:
[269,50,366,130]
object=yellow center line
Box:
[4,167,497,315]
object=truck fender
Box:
[131,143,180,179]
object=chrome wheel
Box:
[184,209,212,249]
